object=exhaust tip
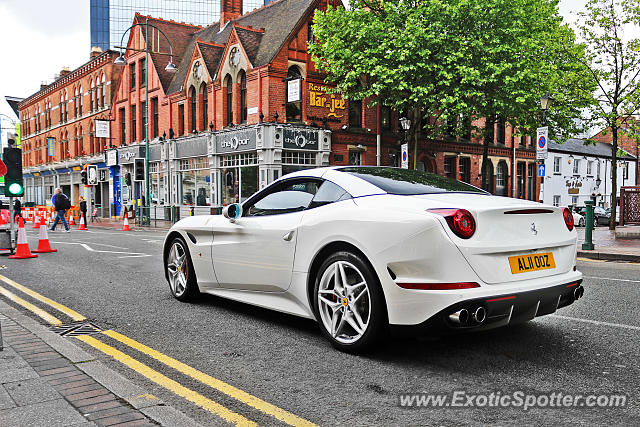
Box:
[573,286,584,300]
[449,309,469,325]
[472,306,486,324]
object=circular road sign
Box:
[402,152,407,161]
[538,136,547,149]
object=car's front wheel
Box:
[313,251,386,352]
[166,236,199,302]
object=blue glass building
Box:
[90,0,264,51]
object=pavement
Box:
[577,225,640,262]
[0,300,200,427]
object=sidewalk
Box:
[0,302,199,427]
[577,225,640,262]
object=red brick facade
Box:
[591,118,640,183]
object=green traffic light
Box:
[8,182,23,195]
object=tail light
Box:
[428,208,476,239]
[562,207,574,231]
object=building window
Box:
[349,99,362,128]
[587,160,593,176]
[573,158,580,175]
[597,160,601,178]
[131,106,137,143]
[286,66,302,122]
[178,104,184,135]
[140,58,146,86]
[201,83,208,130]
[152,97,159,139]
[553,195,561,206]
[527,163,535,201]
[141,101,146,140]
[78,86,83,115]
[572,196,578,205]
[225,75,233,126]
[496,117,506,145]
[90,86,94,112]
[496,161,508,196]
[444,156,456,179]
[349,150,362,165]
[190,86,197,133]
[308,21,315,44]
[517,162,525,199]
[381,106,391,130]
[240,71,247,123]
[623,162,629,179]
[554,156,561,174]
[458,157,471,183]
[130,63,136,89]
[120,107,126,144]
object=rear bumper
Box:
[389,279,583,337]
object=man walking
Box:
[50,188,70,232]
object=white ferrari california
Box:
[163,166,584,352]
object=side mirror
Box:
[222,203,242,222]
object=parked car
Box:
[577,206,607,226]
[604,208,620,225]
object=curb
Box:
[577,250,640,263]
[0,300,201,427]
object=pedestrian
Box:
[50,188,70,232]
[13,198,23,221]
[79,196,88,229]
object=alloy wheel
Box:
[317,260,371,344]
[167,240,188,297]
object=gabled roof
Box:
[166,0,318,94]
[549,138,637,161]
[196,41,225,80]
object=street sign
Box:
[87,165,98,185]
[538,164,545,177]
[401,143,408,169]
[95,120,110,138]
[536,126,548,160]
[47,137,55,157]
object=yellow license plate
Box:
[508,252,556,274]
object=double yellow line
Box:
[0,274,316,427]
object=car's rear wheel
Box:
[166,237,199,302]
[313,251,386,352]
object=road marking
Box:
[584,276,640,283]
[102,329,317,427]
[0,285,63,325]
[76,335,256,426]
[0,275,86,321]
[48,242,151,258]
[551,314,640,332]
[576,257,607,262]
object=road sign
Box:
[538,164,545,177]
[401,143,408,169]
[536,126,548,160]
[87,165,98,185]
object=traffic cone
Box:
[122,215,130,231]
[77,213,88,231]
[9,218,38,259]
[32,223,57,253]
[32,214,42,229]
[69,212,76,225]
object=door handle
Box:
[283,230,295,241]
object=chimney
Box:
[40,82,48,91]
[59,67,71,78]
[220,0,242,29]
[90,46,103,58]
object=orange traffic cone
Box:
[69,212,76,225]
[32,213,42,229]
[9,218,38,259]
[32,223,57,253]
[77,213,88,231]
[122,215,130,231]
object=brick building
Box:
[591,116,640,184]
[19,48,123,206]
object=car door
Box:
[211,178,321,292]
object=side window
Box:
[245,179,320,216]
[308,180,351,209]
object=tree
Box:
[578,0,640,229]
[310,0,593,177]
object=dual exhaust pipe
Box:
[449,306,486,326]
[573,286,585,301]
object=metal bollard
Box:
[582,200,595,250]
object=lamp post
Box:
[114,18,177,225]
[538,92,553,203]
[399,116,411,168]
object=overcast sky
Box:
[0,0,593,124]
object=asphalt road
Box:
[1,225,638,426]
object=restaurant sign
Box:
[216,129,257,153]
[283,129,319,150]
[308,83,346,119]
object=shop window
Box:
[240,71,247,123]
[349,99,362,128]
[201,83,208,130]
[190,86,197,133]
[225,75,233,126]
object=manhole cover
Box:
[50,321,102,337]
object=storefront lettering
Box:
[216,130,257,153]
[308,83,345,118]
[220,137,250,150]
[283,129,319,150]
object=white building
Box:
[542,139,637,208]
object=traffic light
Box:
[81,169,88,184]
[3,146,24,197]
[134,158,145,181]
[125,173,132,187]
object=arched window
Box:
[286,66,302,122]
[101,74,106,107]
[225,75,233,126]
[201,83,208,130]
[189,86,197,133]
[481,160,495,194]
[90,80,95,112]
[239,71,247,123]
[496,160,508,196]
[78,85,83,115]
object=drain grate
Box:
[51,321,103,337]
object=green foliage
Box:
[309,0,594,139]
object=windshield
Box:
[338,167,487,195]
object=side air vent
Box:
[187,233,197,244]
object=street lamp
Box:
[540,92,554,126]
[399,116,412,168]
[114,18,177,225]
